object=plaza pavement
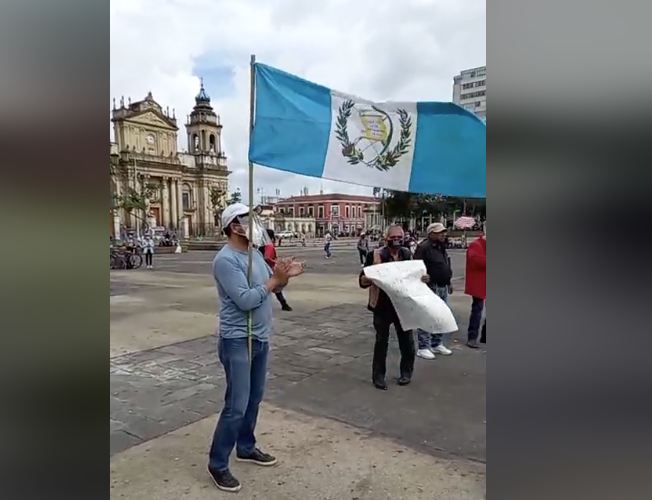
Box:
[110,247,486,499]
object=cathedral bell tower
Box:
[185,79,226,171]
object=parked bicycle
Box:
[110,246,143,270]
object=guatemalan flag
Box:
[248,63,486,198]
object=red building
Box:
[275,193,379,237]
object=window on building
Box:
[288,207,294,217]
[331,205,340,217]
[299,207,305,216]
[279,208,285,214]
[308,206,314,217]
[357,206,362,218]
[345,206,350,218]
[318,205,324,218]
[182,183,192,210]
[462,82,474,89]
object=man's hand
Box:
[448,284,454,294]
[270,264,289,289]
[421,274,430,283]
[286,260,306,278]
[276,257,306,278]
[360,276,372,287]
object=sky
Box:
[110,0,486,203]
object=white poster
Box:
[364,260,457,333]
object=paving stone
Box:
[110,418,126,433]
[172,393,222,416]
[159,382,220,405]
[308,347,340,355]
[159,409,206,433]
[272,371,313,383]
[120,415,168,441]
[156,344,196,356]
[111,430,142,456]
[157,358,204,373]
[326,354,358,365]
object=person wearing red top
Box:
[465,227,486,348]
[263,229,292,311]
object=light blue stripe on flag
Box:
[409,102,486,197]
[249,63,486,198]
[249,64,331,178]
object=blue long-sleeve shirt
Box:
[212,244,274,341]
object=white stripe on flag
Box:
[323,91,417,192]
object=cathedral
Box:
[110,82,230,237]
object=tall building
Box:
[110,82,230,237]
[452,66,486,119]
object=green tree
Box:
[109,157,159,229]
[226,189,242,205]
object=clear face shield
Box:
[233,213,271,248]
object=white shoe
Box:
[433,344,452,356]
[417,348,436,360]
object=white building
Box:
[452,66,486,119]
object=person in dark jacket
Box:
[413,222,455,359]
[359,225,429,390]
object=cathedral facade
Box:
[110,83,230,237]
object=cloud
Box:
[110,0,485,201]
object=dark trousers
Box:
[144,251,153,266]
[208,337,268,472]
[274,291,288,306]
[358,249,367,264]
[467,297,486,341]
[372,312,415,379]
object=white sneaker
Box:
[417,348,436,360]
[433,344,452,356]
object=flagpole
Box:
[247,54,256,360]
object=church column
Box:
[177,180,184,216]
[202,183,211,226]
[170,179,178,229]
[162,177,170,228]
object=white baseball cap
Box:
[426,222,447,234]
[221,203,250,228]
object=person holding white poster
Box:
[359,224,429,390]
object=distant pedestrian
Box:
[324,231,332,258]
[143,234,155,269]
[262,229,292,311]
[356,232,369,267]
[413,223,456,359]
[465,225,486,348]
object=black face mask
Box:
[388,239,402,248]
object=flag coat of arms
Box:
[248,63,486,198]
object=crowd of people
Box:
[206,202,486,492]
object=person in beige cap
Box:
[413,222,455,359]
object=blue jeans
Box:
[208,337,269,472]
[324,242,331,257]
[417,284,451,349]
